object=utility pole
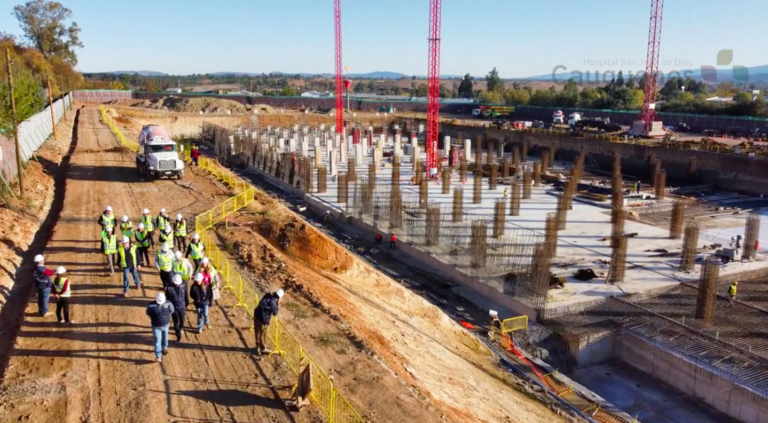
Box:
[47,73,57,141]
[5,48,23,196]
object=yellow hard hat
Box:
[733,281,738,285]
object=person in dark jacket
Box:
[165,275,187,341]
[146,292,174,363]
[189,273,212,333]
[253,289,284,355]
[33,254,54,317]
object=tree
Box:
[478,90,501,104]
[558,78,579,107]
[0,64,46,136]
[13,0,83,65]
[615,71,625,88]
[734,91,753,103]
[578,86,601,108]
[457,73,473,98]
[439,84,451,98]
[626,75,636,90]
[281,85,298,96]
[486,67,503,93]
[414,83,428,97]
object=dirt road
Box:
[0,107,311,423]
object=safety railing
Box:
[501,315,528,334]
[99,105,140,152]
[191,153,364,423]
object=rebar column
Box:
[680,222,700,272]
[304,159,313,193]
[510,182,521,216]
[368,162,376,187]
[392,160,401,188]
[470,220,488,269]
[655,169,667,199]
[317,166,327,193]
[489,163,498,190]
[522,171,532,199]
[608,231,627,284]
[415,164,424,185]
[556,192,568,230]
[548,145,557,167]
[565,178,577,210]
[545,212,558,257]
[533,162,541,186]
[361,183,373,215]
[389,187,403,229]
[530,243,553,305]
[502,157,510,179]
[460,159,467,183]
[452,188,463,222]
[695,257,720,323]
[493,200,506,238]
[611,206,625,248]
[348,158,356,180]
[541,150,550,171]
[512,146,520,169]
[442,168,451,194]
[475,136,483,171]
[338,173,348,203]
[669,201,684,239]
[611,170,623,210]
[473,172,482,204]
[419,178,428,209]
[743,213,761,260]
[487,143,494,165]
[425,205,440,246]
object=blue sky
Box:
[1,0,766,77]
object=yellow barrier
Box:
[501,315,528,333]
[99,105,140,152]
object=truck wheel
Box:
[177,173,184,180]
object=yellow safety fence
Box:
[501,315,528,334]
[99,105,140,152]
[100,110,363,422]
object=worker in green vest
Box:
[728,281,738,307]
[141,208,155,249]
[120,215,134,239]
[98,206,116,237]
[156,208,170,235]
[101,226,118,275]
[185,233,205,271]
[173,250,194,307]
[174,213,187,252]
[156,243,175,288]
[118,237,141,296]
[159,225,173,247]
[135,223,151,266]
[52,266,73,324]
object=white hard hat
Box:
[201,257,209,265]
[162,243,169,252]
[105,206,113,212]
[139,223,145,230]
[160,208,166,213]
[276,289,285,298]
[122,236,130,243]
[176,213,182,220]
[142,208,150,214]
[56,266,66,275]
[172,274,183,285]
[192,233,200,240]
[194,273,203,282]
[164,226,172,233]
[174,251,182,259]
[105,226,113,232]
[122,215,128,222]
[489,310,498,318]
[155,292,166,304]
[34,254,44,263]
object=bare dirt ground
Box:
[217,190,570,423]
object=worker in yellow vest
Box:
[120,215,134,239]
[185,233,205,271]
[159,225,173,248]
[156,243,175,288]
[135,223,151,265]
[156,208,170,236]
[98,206,116,238]
[728,281,738,307]
[141,208,155,249]
[101,226,118,275]
[173,251,194,307]
[118,237,141,295]
[52,266,73,324]
[174,213,187,252]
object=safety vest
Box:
[135,230,149,248]
[118,244,138,268]
[120,222,134,238]
[101,214,116,229]
[53,277,71,297]
[189,241,204,259]
[159,231,172,244]
[157,251,174,271]
[157,215,169,231]
[174,220,187,237]
[729,284,737,296]
[141,215,154,232]
[174,259,191,280]
[102,234,117,254]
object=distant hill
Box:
[88,70,466,79]
[103,70,167,76]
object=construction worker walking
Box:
[156,208,170,237]
[156,243,175,288]
[141,208,155,249]
[185,233,205,271]
[52,266,73,324]
[33,254,54,317]
[390,232,396,250]
[173,251,194,307]
[253,289,283,355]
[98,206,116,237]
[174,214,187,252]
[135,223,151,265]
[503,188,508,199]
[199,257,220,303]
[166,275,187,341]
[146,292,174,363]
[729,281,738,306]
[101,226,118,275]
[190,273,212,333]
[159,226,173,249]
[118,237,142,295]
[120,215,134,239]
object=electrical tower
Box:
[426,0,442,176]
[334,0,344,133]
[640,0,664,133]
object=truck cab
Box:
[553,110,564,124]
[568,112,583,128]
[136,125,185,179]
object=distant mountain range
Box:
[525,64,768,83]
[93,70,463,79]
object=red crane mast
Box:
[334,0,344,133]
[425,0,442,175]
[640,0,664,133]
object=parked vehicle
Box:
[553,110,564,124]
[136,125,185,179]
[568,112,583,128]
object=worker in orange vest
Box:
[389,233,396,250]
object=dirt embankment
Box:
[219,190,569,423]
